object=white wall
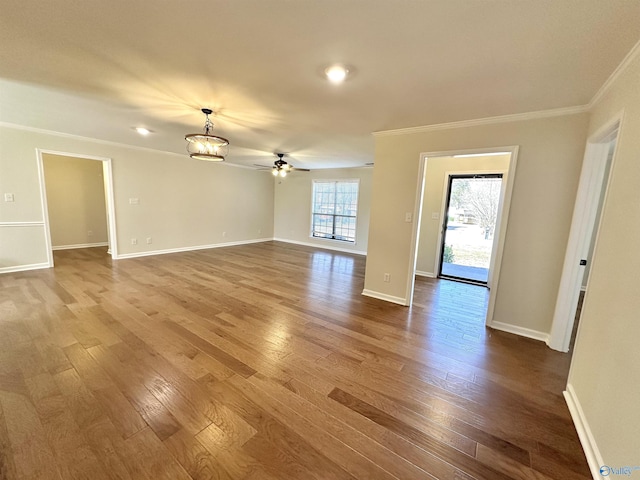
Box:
[567,47,640,471]
[416,154,510,276]
[43,153,109,248]
[0,124,274,271]
[273,167,373,254]
[365,113,589,335]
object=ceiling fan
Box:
[255,153,310,177]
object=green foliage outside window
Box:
[443,244,455,263]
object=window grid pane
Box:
[312,181,358,243]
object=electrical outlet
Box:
[146,237,152,244]
[131,238,137,245]
[383,273,391,282]
[87,230,93,237]
[432,212,439,219]
[4,193,14,202]
[405,212,412,222]
[258,229,262,235]
[222,231,227,237]
[129,198,139,205]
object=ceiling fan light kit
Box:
[272,167,287,177]
[272,153,294,177]
[185,108,230,161]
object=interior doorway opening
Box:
[438,173,503,285]
[36,150,118,267]
[408,147,518,328]
[549,117,620,352]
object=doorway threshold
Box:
[440,262,488,284]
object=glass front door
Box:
[439,174,503,285]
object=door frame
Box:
[37,149,118,267]
[406,146,518,328]
[436,172,505,285]
[548,113,622,352]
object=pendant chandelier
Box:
[185,108,229,161]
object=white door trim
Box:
[406,146,519,329]
[548,114,622,352]
[36,149,119,266]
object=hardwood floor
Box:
[0,242,590,479]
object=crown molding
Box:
[589,38,640,109]
[373,105,589,137]
[0,121,255,169]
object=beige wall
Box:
[568,50,640,466]
[273,167,372,254]
[0,226,49,270]
[416,154,510,276]
[112,149,274,257]
[0,125,274,270]
[365,113,589,333]
[43,153,109,248]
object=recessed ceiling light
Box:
[325,64,349,84]
[134,127,152,136]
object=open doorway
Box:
[408,148,518,327]
[439,174,503,285]
[37,150,118,267]
[548,117,619,352]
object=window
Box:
[311,180,359,243]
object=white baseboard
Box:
[564,384,603,479]
[115,238,273,260]
[488,321,550,343]
[415,270,436,278]
[273,237,366,256]
[52,242,109,251]
[361,289,407,306]
[0,262,50,274]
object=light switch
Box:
[432,212,439,219]
[129,198,139,205]
[405,212,412,223]
[4,193,14,202]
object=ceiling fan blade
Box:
[291,167,311,172]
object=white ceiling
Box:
[1,0,639,169]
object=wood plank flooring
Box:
[0,241,590,479]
